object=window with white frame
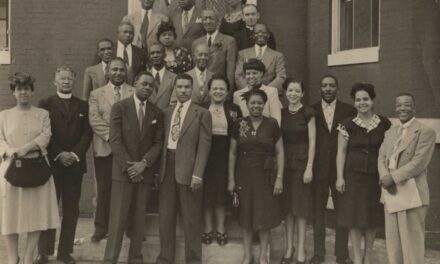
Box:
[0,0,10,64]
[328,0,380,66]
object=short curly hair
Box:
[350,83,376,100]
[241,88,268,104]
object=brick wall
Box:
[307,0,440,249]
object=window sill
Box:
[0,48,11,64]
[327,47,379,66]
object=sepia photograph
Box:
[0,0,439,263]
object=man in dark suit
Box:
[192,9,237,92]
[147,43,177,109]
[83,39,114,100]
[122,0,168,50]
[169,0,205,50]
[310,74,356,264]
[185,42,214,105]
[156,73,212,264]
[103,71,164,264]
[35,66,93,264]
[233,4,276,51]
[116,21,148,79]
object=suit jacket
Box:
[169,6,205,50]
[312,100,356,181]
[122,10,168,50]
[109,97,164,184]
[185,67,213,105]
[39,95,93,175]
[233,84,282,125]
[235,46,286,92]
[159,102,212,185]
[89,83,135,157]
[192,32,237,91]
[232,23,277,51]
[83,64,107,101]
[153,0,205,17]
[117,42,149,78]
[378,119,436,205]
[149,68,177,110]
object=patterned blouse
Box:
[164,46,193,74]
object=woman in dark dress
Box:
[201,74,242,246]
[228,89,284,264]
[280,79,316,264]
[156,22,193,74]
[336,83,391,264]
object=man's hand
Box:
[385,184,397,195]
[59,152,75,167]
[190,176,203,192]
[126,161,147,179]
[380,174,395,188]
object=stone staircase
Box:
[71,214,273,263]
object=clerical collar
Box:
[57,92,72,99]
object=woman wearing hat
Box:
[0,73,60,264]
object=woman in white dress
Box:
[0,73,60,264]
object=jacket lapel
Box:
[127,97,142,139]
[155,70,172,100]
[148,13,160,37]
[141,104,154,139]
[261,48,273,69]
[102,84,114,106]
[183,7,200,37]
[179,103,196,138]
[395,120,421,155]
[67,97,80,121]
[315,103,329,132]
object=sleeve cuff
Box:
[71,152,80,162]
[192,175,203,181]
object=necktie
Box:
[140,12,150,49]
[182,11,189,33]
[200,71,206,96]
[138,101,145,131]
[256,46,263,60]
[389,126,404,170]
[123,46,129,66]
[208,36,212,47]
[165,0,170,7]
[155,71,161,85]
[171,104,184,142]
[114,86,121,102]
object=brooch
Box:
[239,119,251,138]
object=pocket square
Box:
[152,120,157,124]
[79,113,85,117]
[195,17,202,23]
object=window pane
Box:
[340,0,354,51]
[0,0,7,48]
[0,0,6,19]
[371,0,379,46]
[354,0,372,48]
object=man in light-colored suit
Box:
[185,43,213,105]
[88,58,135,242]
[192,9,237,92]
[235,23,286,92]
[104,71,164,264]
[122,0,168,50]
[153,0,204,17]
[233,58,281,124]
[378,93,436,264]
[148,43,177,109]
[156,73,212,264]
[169,0,205,50]
[83,39,114,101]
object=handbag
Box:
[4,151,52,188]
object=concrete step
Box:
[72,236,268,264]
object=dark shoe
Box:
[56,253,76,264]
[216,231,228,246]
[91,232,107,242]
[280,255,293,264]
[33,254,49,264]
[336,257,354,264]
[202,232,214,245]
[16,257,20,264]
[308,255,323,264]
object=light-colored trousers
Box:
[385,205,428,264]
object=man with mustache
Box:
[310,74,355,264]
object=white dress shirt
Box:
[321,99,336,131]
[194,67,206,87]
[388,117,416,170]
[255,44,267,59]
[181,6,195,28]
[167,99,192,149]
[206,30,219,45]
[151,66,166,83]
[140,9,152,23]
[117,41,133,67]
[101,62,108,74]
[133,94,147,120]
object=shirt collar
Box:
[207,30,219,41]
[57,92,72,99]
[400,117,415,129]
[118,40,132,49]
[101,61,108,72]
[194,66,206,76]
[352,114,381,133]
[152,66,165,76]
[141,9,152,19]
[109,82,124,91]
[177,99,192,109]
[321,99,336,109]
[134,94,147,106]
[182,5,195,17]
